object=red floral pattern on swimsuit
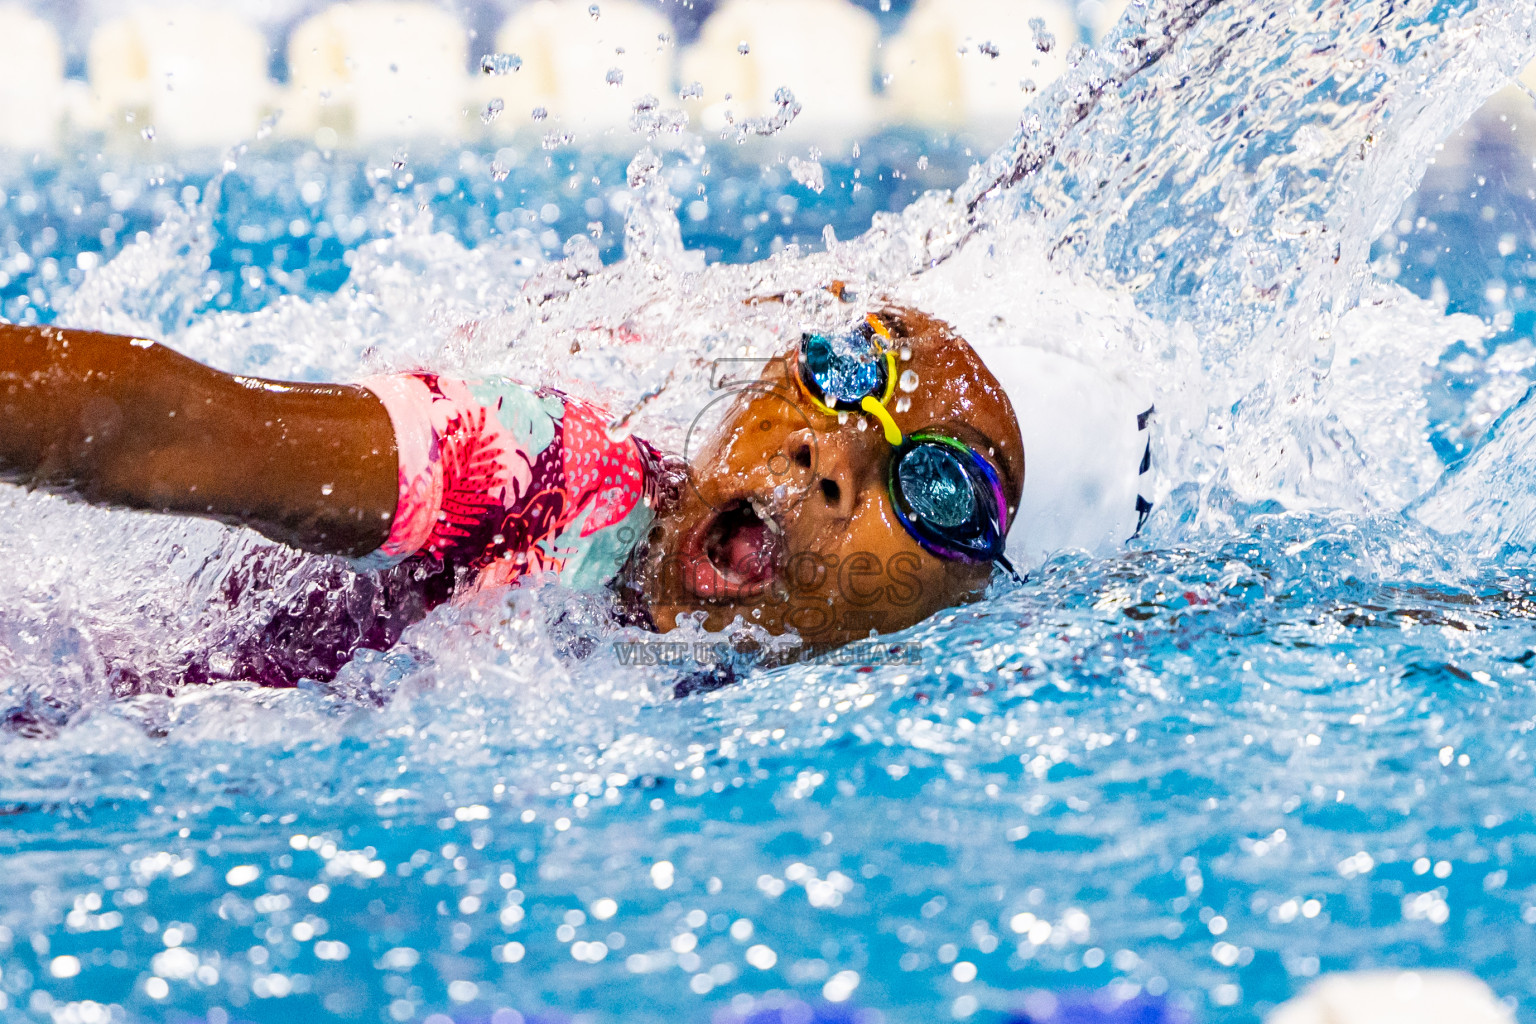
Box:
[361,373,659,590]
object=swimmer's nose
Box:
[783,427,869,520]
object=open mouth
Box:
[679,498,782,603]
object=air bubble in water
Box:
[482,98,505,125]
[895,397,911,413]
[606,68,625,87]
[899,370,920,393]
[480,53,522,76]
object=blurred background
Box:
[0,0,1534,466]
[0,0,1131,338]
[0,0,1126,151]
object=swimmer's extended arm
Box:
[0,324,398,557]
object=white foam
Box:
[283,1,469,143]
[1267,971,1513,1024]
[0,5,64,151]
[87,6,273,149]
[483,0,676,140]
[882,0,1079,136]
[680,0,881,145]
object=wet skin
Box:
[0,310,1023,655]
[0,324,397,556]
[637,307,1025,648]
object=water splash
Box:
[5,2,1536,1022]
[920,0,1536,517]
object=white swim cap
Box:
[970,344,1155,566]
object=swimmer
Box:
[0,300,1152,689]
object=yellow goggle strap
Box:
[861,395,905,447]
[866,315,900,405]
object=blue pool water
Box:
[9,2,1536,1024]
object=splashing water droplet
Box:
[630,95,689,139]
[728,87,801,143]
[737,41,750,56]
[392,149,408,171]
[606,68,625,87]
[532,107,549,122]
[480,53,523,76]
[482,98,505,125]
[543,132,574,151]
[899,370,920,394]
[141,126,156,141]
[978,41,1001,59]
[680,82,703,101]
[787,157,825,194]
[589,4,601,19]
[894,397,912,414]
[320,483,335,497]
[1029,18,1055,54]
[489,161,510,182]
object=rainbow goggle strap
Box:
[794,315,1017,575]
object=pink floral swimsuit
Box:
[361,373,662,590]
[160,373,661,692]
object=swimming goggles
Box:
[795,315,1021,580]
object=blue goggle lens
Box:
[889,436,1008,564]
[897,445,976,531]
[800,328,888,411]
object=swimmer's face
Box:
[638,307,1024,648]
